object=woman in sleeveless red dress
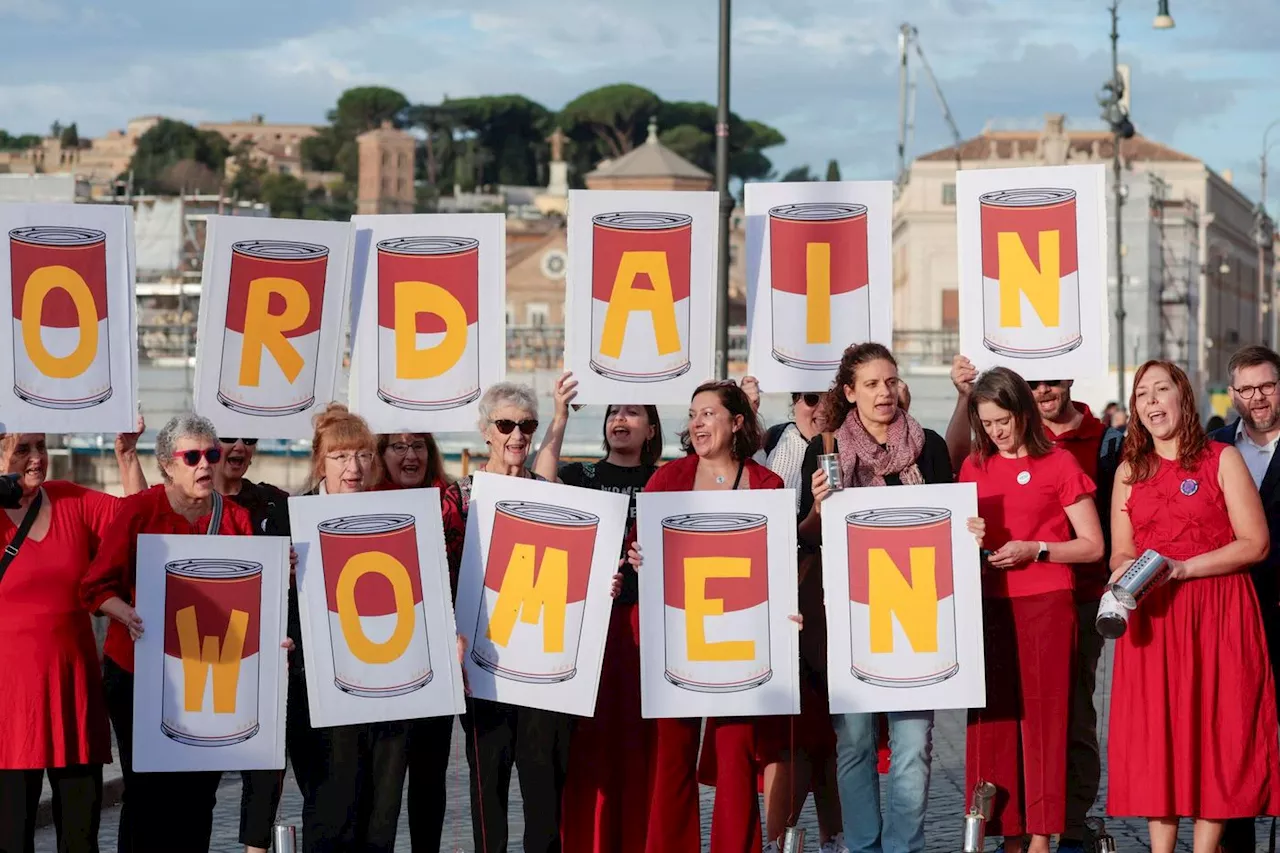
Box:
[1108,361,1280,853]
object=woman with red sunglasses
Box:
[80,413,256,852]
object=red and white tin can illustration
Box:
[471,501,598,683]
[318,513,433,698]
[768,203,870,368]
[376,236,481,411]
[161,558,262,746]
[8,225,112,409]
[661,513,772,692]
[590,212,692,382]
[979,188,1082,358]
[846,508,958,687]
[218,239,329,416]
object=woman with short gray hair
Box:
[81,414,256,852]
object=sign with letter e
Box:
[194,216,354,438]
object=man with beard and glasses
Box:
[947,358,1121,853]
[1216,346,1280,853]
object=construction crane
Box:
[896,23,964,191]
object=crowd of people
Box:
[3,342,1280,853]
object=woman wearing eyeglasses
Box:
[440,381,578,853]
[370,431,454,853]
[0,423,144,853]
[80,414,256,853]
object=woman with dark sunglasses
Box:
[440,381,575,853]
[80,414,257,853]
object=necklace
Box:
[715,475,726,484]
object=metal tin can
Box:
[161,558,262,746]
[471,501,599,683]
[375,236,481,412]
[9,226,112,409]
[218,239,329,416]
[317,513,433,697]
[845,508,959,686]
[767,202,870,369]
[818,453,843,492]
[1095,589,1131,639]
[979,188,1082,359]
[1109,548,1169,609]
[590,212,692,382]
[780,826,806,853]
[962,812,986,853]
[661,512,772,692]
[271,824,297,853]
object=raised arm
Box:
[533,371,577,482]
[114,412,148,496]
[945,355,977,475]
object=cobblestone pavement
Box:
[34,646,1275,851]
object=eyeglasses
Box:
[388,441,428,456]
[172,448,221,467]
[791,393,822,407]
[1029,380,1066,389]
[1233,382,1279,400]
[325,450,375,466]
[490,419,538,436]
[218,437,259,446]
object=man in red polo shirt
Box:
[948,358,1120,853]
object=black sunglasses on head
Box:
[791,393,822,407]
[490,419,539,436]
[218,438,259,446]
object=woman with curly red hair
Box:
[1107,361,1280,853]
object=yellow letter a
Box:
[598,251,681,358]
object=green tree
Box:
[327,86,410,137]
[659,124,714,172]
[404,102,456,187]
[50,120,63,139]
[260,173,308,218]
[0,131,41,151]
[300,127,341,173]
[781,165,817,182]
[654,100,785,181]
[439,95,551,186]
[825,159,842,181]
[560,84,662,181]
[128,119,230,194]
[160,159,220,194]
[59,122,80,149]
[226,140,268,200]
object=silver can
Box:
[818,453,843,492]
[1095,589,1131,639]
[962,811,986,853]
[781,826,806,853]
[272,824,296,853]
[1109,549,1169,609]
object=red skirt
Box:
[0,611,112,768]
[562,603,653,853]
[1108,574,1280,818]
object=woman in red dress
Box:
[628,380,793,853]
[1107,360,1280,853]
[0,426,143,853]
[80,413,256,853]
[960,368,1104,853]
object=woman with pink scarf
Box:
[796,342,952,853]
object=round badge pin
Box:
[1180,478,1199,496]
[1017,470,1032,485]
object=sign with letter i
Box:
[454,473,630,715]
[194,216,354,438]
[0,203,137,432]
[745,181,893,392]
[957,164,1108,382]
[348,214,506,433]
[565,190,719,405]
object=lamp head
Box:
[1153,0,1175,29]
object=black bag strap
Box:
[206,492,223,536]
[0,489,44,585]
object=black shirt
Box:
[226,479,301,663]
[559,460,658,605]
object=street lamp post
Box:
[714,0,732,380]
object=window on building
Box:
[381,177,390,195]
[397,178,405,194]
[382,152,389,167]
[527,302,550,327]
[941,183,957,206]
[398,152,406,169]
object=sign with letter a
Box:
[0,203,137,432]
[348,214,506,433]
[194,216,353,438]
[745,181,893,392]
[132,534,289,772]
[289,489,466,728]
[636,489,800,718]
[455,473,629,715]
[565,190,718,405]
[820,482,986,714]
[957,164,1108,382]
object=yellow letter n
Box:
[599,251,681,358]
[486,543,569,653]
[997,230,1060,329]
[175,605,248,714]
[868,547,939,654]
[684,556,755,662]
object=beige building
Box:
[356,120,415,215]
[894,113,1270,392]
[0,116,161,197]
[585,119,714,191]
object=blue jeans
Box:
[833,711,934,853]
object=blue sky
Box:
[2,0,1278,211]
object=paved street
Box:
[33,646,1275,851]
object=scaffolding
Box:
[1149,174,1200,374]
